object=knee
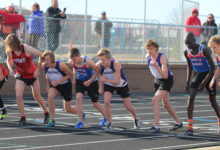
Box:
[152,97,160,105]
[64,105,71,113]
[104,100,111,107]
[16,95,23,101]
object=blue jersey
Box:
[100,59,127,87]
[73,56,96,81]
[45,61,69,84]
[187,44,210,73]
[147,53,173,79]
[216,57,220,68]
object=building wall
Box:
[1,63,188,96]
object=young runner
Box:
[96,48,141,130]
[0,64,8,120]
[184,32,220,136]
[40,50,78,127]
[145,40,183,133]
[4,34,49,125]
[69,48,107,129]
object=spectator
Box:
[95,11,113,48]
[185,8,202,42]
[201,14,218,46]
[45,0,66,52]
[27,3,44,49]
[0,3,18,40]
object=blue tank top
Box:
[73,56,96,81]
[147,53,173,79]
[45,61,69,84]
[100,59,127,87]
[187,44,210,73]
[216,57,220,68]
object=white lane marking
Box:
[16,134,173,150]
[0,145,27,149]
[144,141,220,150]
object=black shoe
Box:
[146,126,160,133]
[18,117,26,126]
[169,122,183,131]
[0,108,7,120]
[184,129,194,136]
[43,112,50,124]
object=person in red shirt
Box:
[4,34,49,126]
[185,8,202,42]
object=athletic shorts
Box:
[0,79,5,89]
[16,76,36,86]
[104,84,130,98]
[76,79,99,102]
[190,72,216,95]
[51,81,72,101]
[154,76,173,92]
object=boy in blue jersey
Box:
[145,40,182,133]
[69,48,107,129]
[96,48,141,130]
[40,50,78,127]
[184,32,220,136]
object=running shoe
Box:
[47,119,55,127]
[184,129,194,136]
[169,122,183,131]
[105,123,113,131]
[18,117,26,126]
[99,117,107,126]
[133,119,141,129]
[43,112,50,124]
[0,108,7,120]
[146,126,160,133]
[74,121,84,129]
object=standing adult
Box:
[95,11,113,48]
[45,0,66,52]
[201,14,218,46]
[27,3,44,49]
[4,34,49,125]
[185,8,202,42]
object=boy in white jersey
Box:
[68,48,107,129]
[40,50,78,127]
[96,48,141,130]
[145,40,182,133]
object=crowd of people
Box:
[0,2,220,137]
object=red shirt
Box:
[185,15,202,37]
[12,45,36,79]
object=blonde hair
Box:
[4,34,21,53]
[208,35,220,47]
[96,48,111,59]
[42,50,55,63]
[145,40,159,51]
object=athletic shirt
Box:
[12,45,36,79]
[73,56,96,81]
[216,57,220,69]
[147,53,173,79]
[45,61,68,85]
[100,59,127,87]
[187,44,210,73]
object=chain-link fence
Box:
[0,16,220,63]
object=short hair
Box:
[69,48,80,58]
[96,48,111,59]
[33,2,40,10]
[4,34,21,53]
[145,40,159,50]
[208,35,220,47]
[42,50,55,63]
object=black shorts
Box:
[51,81,72,101]
[190,72,216,95]
[154,76,174,92]
[16,76,37,86]
[104,84,130,98]
[0,79,5,89]
[76,79,99,102]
